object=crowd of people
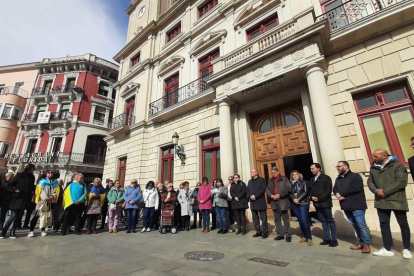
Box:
[0,144,413,260]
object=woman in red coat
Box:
[198,177,212,233]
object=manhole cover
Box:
[185,251,225,261]
[249,257,289,267]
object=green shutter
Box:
[37,106,47,112]
[61,104,70,111]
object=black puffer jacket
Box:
[7,172,36,210]
[230,181,248,210]
[289,179,310,204]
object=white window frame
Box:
[0,84,5,94]
[13,82,24,95]
[25,138,40,154]
[0,142,11,158]
[1,104,21,120]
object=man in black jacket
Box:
[247,169,268,238]
[0,172,14,230]
[310,163,338,247]
[409,137,414,181]
[333,161,371,253]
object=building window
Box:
[98,82,110,97]
[66,78,76,86]
[161,146,174,183]
[166,23,181,43]
[201,133,220,181]
[199,50,219,78]
[164,74,179,108]
[94,106,106,124]
[13,82,24,95]
[354,83,414,165]
[84,135,106,166]
[199,0,217,18]
[27,139,38,154]
[131,53,141,68]
[118,157,127,187]
[0,84,5,94]
[1,104,20,120]
[51,137,63,153]
[59,104,71,120]
[125,96,135,126]
[0,142,10,158]
[247,14,279,41]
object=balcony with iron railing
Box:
[7,152,105,167]
[0,86,29,98]
[148,73,214,121]
[108,113,135,137]
[22,112,73,127]
[32,86,52,97]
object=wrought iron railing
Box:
[54,85,79,94]
[32,87,52,96]
[108,113,135,130]
[93,119,105,126]
[22,113,38,123]
[148,73,212,118]
[0,86,29,98]
[7,152,105,166]
[50,112,73,121]
[316,0,402,32]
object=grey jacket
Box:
[212,186,228,208]
[266,176,291,211]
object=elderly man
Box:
[368,149,411,259]
[0,172,14,230]
[333,161,371,253]
[247,169,268,238]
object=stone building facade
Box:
[104,0,414,233]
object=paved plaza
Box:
[0,220,412,276]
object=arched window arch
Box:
[283,113,300,127]
[259,118,271,133]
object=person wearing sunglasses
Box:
[230,174,248,235]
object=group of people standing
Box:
[0,142,413,260]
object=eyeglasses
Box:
[233,176,239,179]
[47,171,53,174]
[228,178,233,181]
[335,165,344,168]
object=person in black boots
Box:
[0,172,14,231]
[247,169,268,239]
[310,163,338,247]
[0,164,36,239]
[266,167,292,242]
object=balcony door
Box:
[125,96,135,126]
[118,157,127,187]
[164,74,179,108]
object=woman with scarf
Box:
[213,179,229,234]
[198,177,212,233]
[161,183,176,210]
[107,180,124,233]
[289,170,312,245]
[190,182,202,229]
[28,170,59,237]
[141,181,159,232]
[86,178,106,234]
[123,179,142,233]
[178,181,193,231]
[61,173,88,235]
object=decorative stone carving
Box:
[239,76,246,85]
[292,50,304,61]
[273,60,282,70]
[224,81,231,90]
[254,68,263,77]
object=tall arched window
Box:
[259,118,271,133]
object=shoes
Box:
[217,229,223,234]
[109,229,113,233]
[68,228,74,232]
[373,247,394,257]
[329,240,338,247]
[403,249,412,259]
[252,232,262,238]
[146,228,151,232]
[132,230,137,233]
[0,233,5,239]
[76,232,81,235]
[299,238,307,243]
[201,228,206,233]
[262,233,268,239]
[92,230,97,234]
[285,235,292,242]
[28,231,35,238]
[9,229,16,239]
[99,226,104,230]
[126,230,131,233]
[206,228,211,233]
[61,232,66,236]
[307,240,313,246]
[236,230,240,235]
[211,227,216,230]
[242,232,246,236]
[113,229,117,233]
[222,230,228,234]
[41,231,47,237]
[274,236,284,241]
[320,239,331,245]
[86,230,91,235]
[362,246,371,254]
[186,228,190,231]
[350,243,362,250]
[141,228,146,233]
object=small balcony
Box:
[148,73,214,121]
[22,112,73,129]
[22,113,38,124]
[1,112,20,121]
[54,85,84,101]
[108,113,135,137]
[50,111,73,122]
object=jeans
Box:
[125,209,137,231]
[108,206,122,230]
[344,210,371,246]
[201,209,210,228]
[252,210,268,234]
[377,208,411,250]
[291,204,312,240]
[143,207,155,228]
[2,209,24,232]
[316,207,337,241]
[215,206,227,230]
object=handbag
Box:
[309,201,316,212]
[110,203,117,211]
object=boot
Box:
[285,235,292,242]
[0,228,6,239]
[9,229,17,239]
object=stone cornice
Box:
[0,62,39,73]
[91,96,114,109]
[39,54,119,72]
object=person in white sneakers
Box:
[28,171,58,238]
[141,181,159,233]
[368,149,412,259]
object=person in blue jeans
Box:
[123,179,142,233]
[334,161,371,253]
[141,181,159,232]
[310,163,338,247]
[212,179,228,234]
[289,170,313,246]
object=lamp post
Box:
[172,132,186,165]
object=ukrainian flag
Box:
[63,182,87,209]
[87,185,106,207]
[34,178,60,203]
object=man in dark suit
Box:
[409,137,414,181]
[247,169,268,238]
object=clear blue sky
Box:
[0,0,132,66]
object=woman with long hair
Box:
[141,181,159,232]
[198,177,212,233]
[213,179,228,234]
[230,174,248,235]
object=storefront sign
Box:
[5,152,63,164]
[36,111,51,124]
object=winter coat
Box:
[7,172,35,210]
[266,176,291,211]
[143,188,159,210]
[161,190,176,210]
[310,173,333,208]
[368,156,408,211]
[107,187,125,207]
[212,186,228,208]
[0,179,12,204]
[289,179,310,204]
[191,188,200,212]
[230,180,248,210]
[123,185,142,209]
[333,171,367,211]
[247,176,267,211]
[198,184,212,210]
[178,189,193,216]
[408,156,414,183]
